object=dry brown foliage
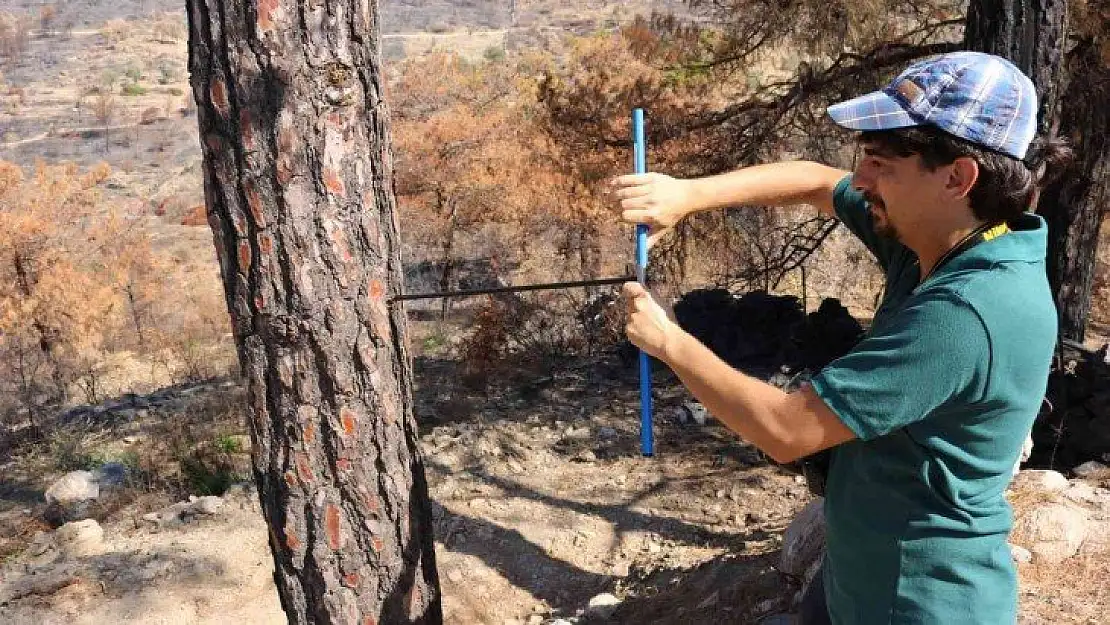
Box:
[0,11,31,65]
[99,19,131,43]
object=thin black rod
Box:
[389,275,635,303]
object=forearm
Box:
[686,161,848,217]
[661,327,796,462]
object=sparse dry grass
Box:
[1020,542,1110,624]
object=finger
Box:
[621,208,656,224]
[622,281,647,300]
[614,185,652,201]
[620,197,657,213]
[609,173,653,188]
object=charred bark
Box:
[1037,38,1110,342]
[966,0,1110,341]
[185,0,442,622]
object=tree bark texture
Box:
[965,0,1110,342]
[185,1,442,623]
[1038,38,1110,342]
[963,0,1068,132]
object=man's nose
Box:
[852,163,877,193]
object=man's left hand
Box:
[623,282,680,360]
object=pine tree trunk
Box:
[1038,41,1110,342]
[963,0,1068,132]
[965,0,1109,342]
[185,1,443,623]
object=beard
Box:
[866,194,898,240]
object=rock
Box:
[1064,482,1101,505]
[45,471,100,505]
[28,531,53,556]
[586,593,621,619]
[1074,461,1108,478]
[528,615,544,625]
[142,496,224,526]
[1010,469,1069,493]
[191,496,224,515]
[573,450,596,463]
[676,400,708,425]
[0,569,84,605]
[780,499,826,576]
[1009,543,1032,564]
[54,519,105,558]
[760,615,798,625]
[143,501,192,526]
[597,427,618,440]
[1010,502,1088,564]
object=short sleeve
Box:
[808,292,990,440]
[833,174,905,270]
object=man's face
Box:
[852,141,941,241]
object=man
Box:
[611,51,1071,623]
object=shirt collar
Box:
[939,213,1048,274]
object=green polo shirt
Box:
[809,175,1057,624]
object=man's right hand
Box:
[609,172,695,248]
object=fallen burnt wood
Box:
[669,289,863,379]
[1031,338,1110,470]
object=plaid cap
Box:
[827,51,1038,159]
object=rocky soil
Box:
[2,356,1108,624]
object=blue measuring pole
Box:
[632,108,654,457]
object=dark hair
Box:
[859,126,1073,223]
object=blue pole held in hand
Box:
[632,109,654,457]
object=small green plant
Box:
[48,433,107,471]
[215,433,242,454]
[121,83,147,96]
[423,333,446,351]
[180,455,236,495]
[483,46,506,62]
[116,449,141,473]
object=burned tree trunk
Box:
[964,0,1068,132]
[185,1,442,623]
[966,0,1109,341]
[1037,35,1110,342]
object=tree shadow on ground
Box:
[426,459,772,552]
[593,551,796,624]
[428,495,794,625]
[434,502,612,613]
[0,479,44,508]
[432,500,793,621]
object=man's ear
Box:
[947,156,979,200]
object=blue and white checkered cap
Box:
[827,51,1038,159]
